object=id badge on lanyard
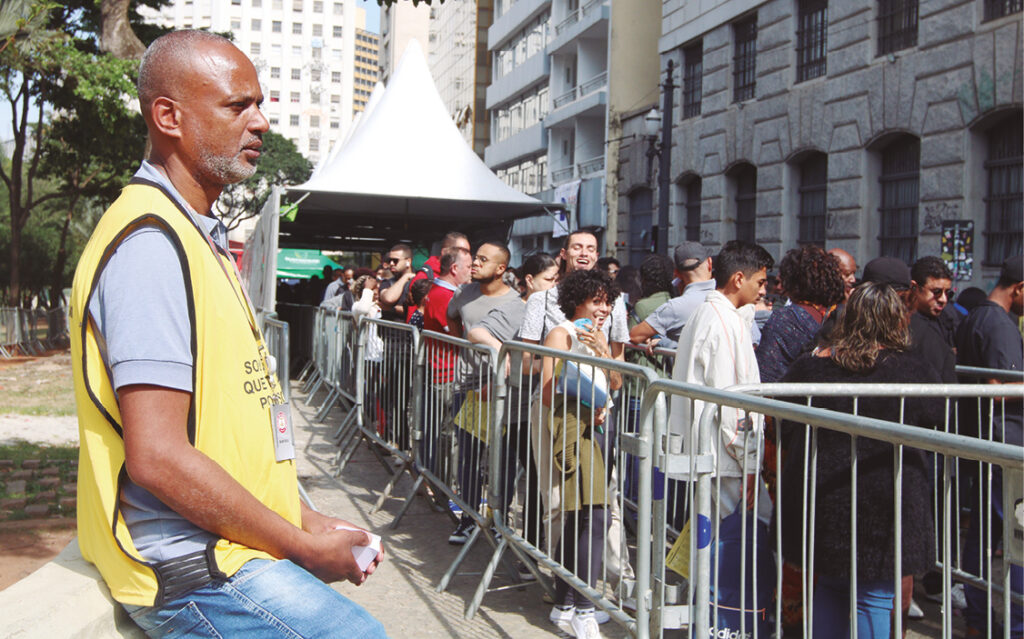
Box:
[271,402,296,462]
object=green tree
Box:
[214,131,312,231]
[0,0,162,306]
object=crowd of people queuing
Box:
[307,226,1021,639]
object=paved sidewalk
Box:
[292,383,632,639]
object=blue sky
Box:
[357,0,380,33]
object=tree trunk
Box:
[99,0,144,59]
[8,217,20,306]
[49,195,76,309]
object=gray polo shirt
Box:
[88,161,225,562]
[645,279,716,347]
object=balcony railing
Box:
[579,71,607,96]
[553,87,577,109]
[578,155,604,176]
[555,10,580,35]
[551,165,575,183]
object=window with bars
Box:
[272,21,282,33]
[291,68,301,80]
[685,179,702,242]
[733,16,757,103]
[877,0,918,56]
[289,114,299,126]
[878,137,920,264]
[798,153,828,246]
[984,117,1023,265]
[732,164,757,242]
[271,67,280,79]
[292,22,303,35]
[682,42,702,119]
[796,0,827,82]
[984,0,1023,20]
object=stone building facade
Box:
[617,0,1023,288]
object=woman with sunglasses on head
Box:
[777,282,942,638]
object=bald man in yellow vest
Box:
[70,30,387,637]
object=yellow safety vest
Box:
[69,179,301,606]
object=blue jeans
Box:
[813,574,894,639]
[124,559,388,638]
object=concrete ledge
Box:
[0,538,145,638]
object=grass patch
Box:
[0,441,78,465]
[0,352,76,417]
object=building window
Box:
[272,20,282,33]
[290,91,300,102]
[796,0,827,82]
[292,0,302,10]
[252,0,261,7]
[334,25,343,37]
[984,0,1023,20]
[313,0,322,11]
[332,71,341,83]
[270,90,280,102]
[798,153,828,246]
[310,115,320,128]
[311,69,321,82]
[685,179,702,242]
[312,47,321,59]
[251,18,261,30]
[250,42,261,55]
[271,66,280,78]
[271,44,281,56]
[877,0,918,55]
[732,16,757,102]
[682,42,702,119]
[733,165,757,242]
[628,188,654,266]
[290,114,300,126]
[331,94,340,104]
[330,119,340,129]
[292,22,302,35]
[313,24,322,36]
[333,2,342,14]
[269,116,278,125]
[292,46,301,56]
[230,19,241,29]
[273,0,281,7]
[984,117,1023,265]
[309,138,319,152]
[291,68,301,80]
[878,136,920,264]
[231,0,241,5]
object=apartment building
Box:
[354,28,380,115]
[141,0,368,166]
[427,0,493,156]
[485,0,659,257]
[616,0,1023,287]
[379,1,430,85]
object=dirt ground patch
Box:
[0,519,76,591]
[0,351,76,417]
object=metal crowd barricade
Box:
[318,310,360,437]
[301,307,330,399]
[482,340,663,635]
[333,317,420,502]
[262,315,291,403]
[639,379,1024,639]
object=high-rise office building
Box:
[379,1,430,85]
[140,0,368,165]
[354,28,380,115]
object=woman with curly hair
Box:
[756,245,845,383]
[778,282,941,638]
[534,268,622,638]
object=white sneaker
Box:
[549,605,574,624]
[570,610,603,639]
[908,598,924,619]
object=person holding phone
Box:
[534,269,623,639]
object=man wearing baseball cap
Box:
[629,241,715,350]
[956,254,1023,638]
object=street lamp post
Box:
[654,60,674,255]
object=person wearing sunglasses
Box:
[908,256,958,383]
[378,243,413,321]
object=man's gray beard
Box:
[199,149,258,185]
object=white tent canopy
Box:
[284,40,561,251]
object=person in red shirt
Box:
[417,246,472,475]
[381,231,471,322]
